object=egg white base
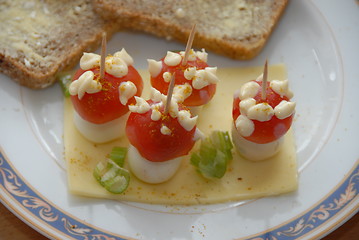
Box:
[231,123,284,161]
[127,144,182,184]
[73,111,128,144]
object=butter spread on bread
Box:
[0,0,115,89]
[94,0,288,60]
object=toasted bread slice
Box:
[0,0,116,89]
[94,0,288,60]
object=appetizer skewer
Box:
[232,61,296,161]
[125,75,201,184]
[69,34,143,143]
[148,25,219,115]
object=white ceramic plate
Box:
[1,0,358,239]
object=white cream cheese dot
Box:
[163,71,172,83]
[184,67,197,80]
[80,52,100,70]
[69,71,102,99]
[150,87,166,103]
[164,51,182,66]
[238,81,260,100]
[168,99,180,118]
[192,70,207,89]
[204,67,219,84]
[119,81,137,105]
[129,96,151,114]
[180,49,196,61]
[177,110,197,131]
[113,48,134,66]
[105,56,128,78]
[184,67,219,89]
[270,79,293,99]
[239,98,256,115]
[173,83,192,103]
[147,59,162,78]
[235,115,254,137]
[196,49,208,62]
[151,108,162,121]
[274,100,296,119]
[160,125,172,135]
[247,103,274,122]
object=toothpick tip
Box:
[182,23,197,66]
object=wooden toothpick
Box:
[182,23,196,66]
[261,59,268,100]
[164,73,176,115]
[100,32,107,80]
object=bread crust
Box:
[94,0,288,60]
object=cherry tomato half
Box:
[151,57,216,107]
[232,80,293,144]
[126,101,196,162]
[71,67,143,124]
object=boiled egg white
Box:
[231,123,283,161]
[127,144,182,184]
[73,111,128,143]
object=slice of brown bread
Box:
[94,0,288,60]
[0,0,116,89]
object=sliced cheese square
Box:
[64,64,298,205]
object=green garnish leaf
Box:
[109,147,127,167]
[191,131,233,179]
[93,147,130,194]
[57,71,74,97]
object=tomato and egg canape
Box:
[148,48,219,114]
[69,49,143,143]
[125,87,201,184]
[232,69,296,161]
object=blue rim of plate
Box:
[0,148,358,240]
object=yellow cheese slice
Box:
[64,64,298,205]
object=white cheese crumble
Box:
[177,110,197,131]
[238,81,260,100]
[246,103,274,122]
[184,67,219,90]
[113,48,134,66]
[274,100,296,119]
[79,49,134,78]
[270,79,294,99]
[160,125,172,135]
[69,71,102,99]
[129,96,151,114]
[163,71,172,83]
[105,56,128,78]
[179,49,196,61]
[164,51,182,66]
[80,52,101,70]
[173,83,192,103]
[119,81,137,105]
[235,115,254,137]
[239,98,256,115]
[129,87,197,132]
[195,49,208,62]
[151,108,162,121]
[147,59,162,78]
